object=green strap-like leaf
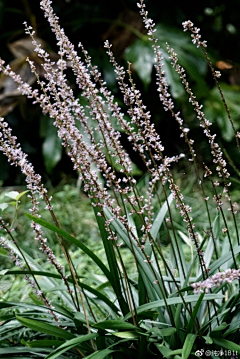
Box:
[0,299,74,320]
[155,344,182,358]
[197,245,240,282]
[92,200,129,316]
[182,333,197,359]
[150,193,173,241]
[4,237,74,308]
[45,333,98,359]
[21,339,64,348]
[169,231,187,288]
[112,331,140,339]
[5,269,119,315]
[93,319,137,331]
[211,337,240,352]
[124,293,224,320]
[85,348,115,359]
[185,292,205,334]
[0,347,55,356]
[25,213,113,285]
[16,315,75,340]
[104,207,165,301]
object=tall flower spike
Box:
[39,1,133,178]
[0,118,80,308]
[0,217,59,322]
[192,269,240,294]
[182,19,240,153]
[24,11,159,247]
[182,21,207,48]
[137,0,207,275]
[167,35,239,248]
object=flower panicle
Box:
[182,20,207,48]
[192,269,240,294]
[137,0,208,273]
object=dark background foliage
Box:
[0,0,239,186]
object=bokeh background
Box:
[0,0,239,186]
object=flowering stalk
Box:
[0,48,145,322]
[182,20,240,153]
[0,117,97,331]
[137,0,209,277]
[20,2,197,326]
[26,2,182,301]
[192,269,240,294]
[0,217,59,323]
[81,42,190,304]
[166,43,240,258]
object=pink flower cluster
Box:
[192,269,240,294]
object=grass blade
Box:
[92,201,129,316]
[25,213,113,285]
[85,348,115,359]
[182,333,197,359]
[45,333,98,359]
[211,338,240,352]
[150,193,173,241]
[16,315,75,340]
[185,292,205,334]
[124,293,224,320]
